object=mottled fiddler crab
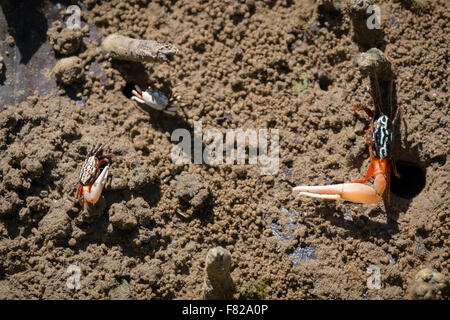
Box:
[131,84,179,115]
[294,77,402,205]
[74,143,114,209]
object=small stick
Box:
[101,34,178,63]
[202,247,234,300]
[354,48,394,82]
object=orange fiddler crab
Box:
[74,143,114,209]
[293,77,402,205]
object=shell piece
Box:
[101,34,178,62]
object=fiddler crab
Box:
[74,143,114,209]
[294,77,402,205]
[131,84,179,115]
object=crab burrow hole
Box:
[318,74,333,91]
[122,82,136,99]
[390,161,426,199]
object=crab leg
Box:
[74,185,83,207]
[83,165,109,205]
[293,183,382,204]
[163,104,178,115]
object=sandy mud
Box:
[0,0,448,299]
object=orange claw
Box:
[293,183,382,204]
[82,165,109,206]
[293,158,388,205]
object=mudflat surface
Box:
[0,0,448,299]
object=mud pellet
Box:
[68,238,77,247]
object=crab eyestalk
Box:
[293,182,382,204]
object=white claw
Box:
[293,183,382,204]
[131,95,145,104]
[130,86,178,115]
[83,165,109,205]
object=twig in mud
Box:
[101,34,178,63]
[202,247,234,300]
[354,47,394,82]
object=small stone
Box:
[18,208,30,221]
[0,55,4,79]
[46,240,54,249]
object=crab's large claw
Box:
[131,85,145,104]
[83,165,109,205]
[130,85,179,115]
[293,183,382,204]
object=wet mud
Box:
[0,0,448,299]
